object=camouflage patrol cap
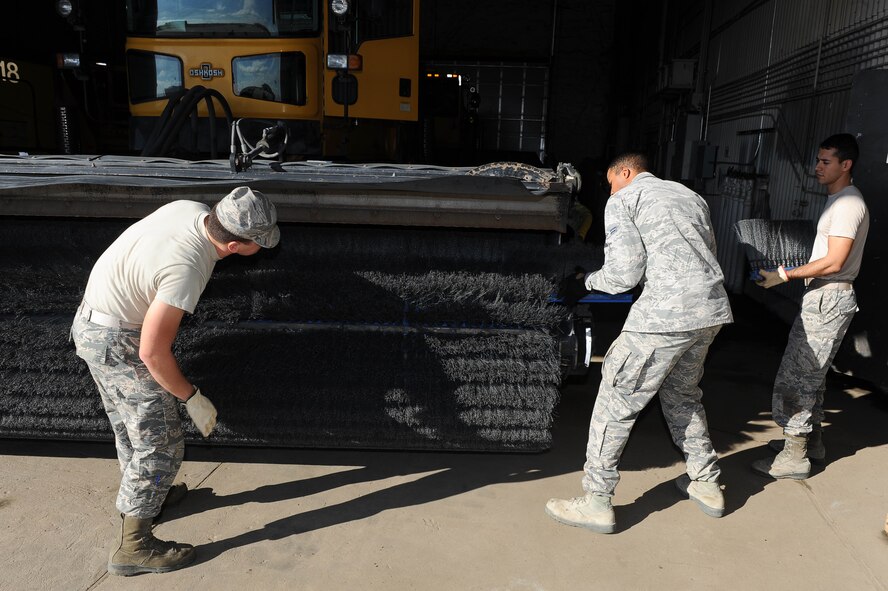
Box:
[216,186,280,248]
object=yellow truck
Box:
[126,0,417,160]
[3,1,551,164]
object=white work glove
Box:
[756,266,789,289]
[185,388,217,437]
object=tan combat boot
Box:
[108,514,196,576]
[545,493,616,533]
[768,424,825,465]
[753,433,811,479]
[675,474,724,517]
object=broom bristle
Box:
[733,219,814,273]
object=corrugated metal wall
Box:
[693,0,888,297]
[706,175,753,293]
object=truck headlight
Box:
[56,0,74,17]
[57,53,81,69]
[326,54,362,71]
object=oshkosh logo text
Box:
[189,63,225,80]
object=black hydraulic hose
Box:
[141,85,234,158]
[189,106,200,156]
[154,87,233,158]
[204,93,217,159]
[201,89,234,159]
[155,86,211,156]
[181,88,215,155]
[142,86,201,156]
[159,86,233,158]
[140,87,187,156]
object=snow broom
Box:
[0,158,588,452]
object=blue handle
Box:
[549,293,633,304]
[750,266,796,280]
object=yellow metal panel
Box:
[126,37,323,121]
[323,3,420,122]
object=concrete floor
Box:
[2,296,888,591]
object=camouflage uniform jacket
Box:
[585,172,733,332]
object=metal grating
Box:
[708,12,888,121]
[707,175,754,293]
[424,61,549,159]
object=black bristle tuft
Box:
[733,219,815,272]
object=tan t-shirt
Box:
[809,185,869,282]
[83,201,221,324]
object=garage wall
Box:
[702,0,888,220]
[645,0,887,285]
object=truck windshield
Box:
[127,0,319,37]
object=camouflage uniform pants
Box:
[71,313,184,519]
[773,287,857,436]
[582,326,722,496]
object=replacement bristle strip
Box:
[733,219,814,275]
